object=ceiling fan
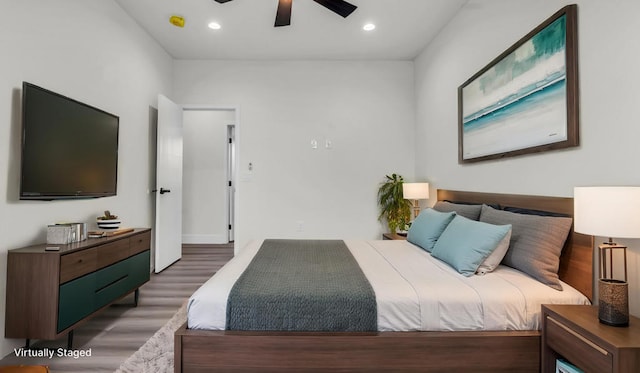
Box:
[213,0,358,27]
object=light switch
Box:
[311,139,318,149]
[325,139,333,149]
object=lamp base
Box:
[598,279,629,327]
[411,199,420,219]
[599,319,629,327]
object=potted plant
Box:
[377,174,412,233]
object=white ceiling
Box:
[114,0,468,60]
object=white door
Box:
[155,94,183,273]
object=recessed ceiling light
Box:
[208,22,221,30]
[363,23,376,31]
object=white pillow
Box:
[476,229,512,275]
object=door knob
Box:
[160,188,171,194]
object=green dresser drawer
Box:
[58,250,150,332]
[94,257,135,309]
[127,250,151,287]
[94,250,150,308]
[58,272,97,332]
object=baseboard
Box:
[182,234,228,244]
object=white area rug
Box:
[115,303,186,373]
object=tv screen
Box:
[20,82,119,200]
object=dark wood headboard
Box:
[437,189,593,301]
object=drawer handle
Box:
[95,275,128,293]
[547,316,609,356]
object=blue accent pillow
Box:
[407,209,456,252]
[431,215,512,276]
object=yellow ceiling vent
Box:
[170,15,185,28]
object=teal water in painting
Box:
[464,78,566,133]
[474,15,566,98]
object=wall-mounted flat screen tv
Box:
[20,82,119,200]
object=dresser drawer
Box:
[545,315,612,373]
[57,250,150,332]
[58,271,97,332]
[58,260,130,332]
[126,250,151,287]
[97,238,131,269]
[129,232,151,256]
[60,248,98,284]
[94,257,135,309]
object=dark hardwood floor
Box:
[0,244,233,373]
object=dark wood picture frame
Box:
[458,5,579,163]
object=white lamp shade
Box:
[402,183,430,200]
[574,186,640,238]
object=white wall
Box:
[415,0,640,316]
[182,110,235,244]
[0,0,172,355]
[174,60,416,250]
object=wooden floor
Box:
[0,244,233,373]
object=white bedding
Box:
[188,239,589,331]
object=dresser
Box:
[5,228,151,348]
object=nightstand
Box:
[382,233,407,240]
[542,304,640,373]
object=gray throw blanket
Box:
[226,239,377,332]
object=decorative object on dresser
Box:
[402,182,430,219]
[97,210,121,230]
[46,222,87,244]
[5,228,151,349]
[542,304,640,373]
[458,5,579,163]
[574,186,640,327]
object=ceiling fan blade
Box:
[312,0,357,18]
[213,0,233,3]
[274,0,292,27]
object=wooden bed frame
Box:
[174,190,593,372]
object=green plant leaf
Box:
[377,173,412,233]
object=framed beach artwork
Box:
[458,5,579,163]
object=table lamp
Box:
[574,186,640,327]
[402,183,430,219]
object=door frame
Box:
[181,105,240,246]
[227,124,236,243]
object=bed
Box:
[174,190,594,372]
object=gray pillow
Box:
[433,201,482,220]
[478,204,572,290]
